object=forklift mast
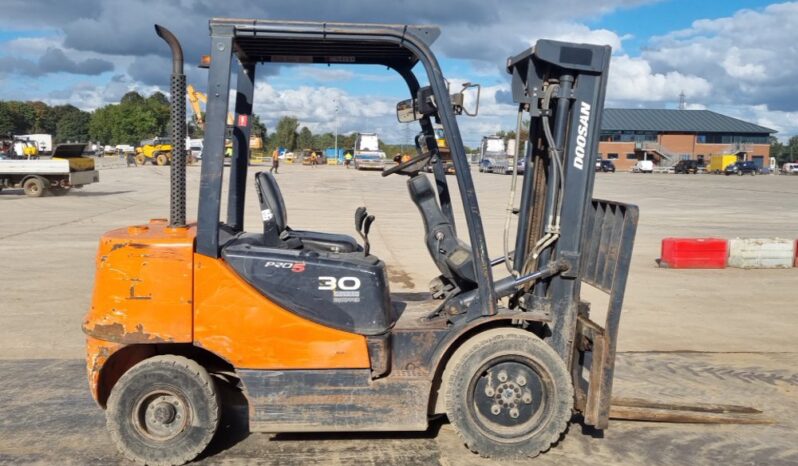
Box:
[507,41,639,427]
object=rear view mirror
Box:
[396,99,419,123]
[452,82,480,117]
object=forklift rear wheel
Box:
[444,328,572,459]
[22,177,46,197]
[106,355,220,466]
[135,154,147,166]
[155,152,170,166]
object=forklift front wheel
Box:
[135,154,147,166]
[106,355,220,466]
[444,328,572,459]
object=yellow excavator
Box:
[187,84,263,152]
[187,84,234,129]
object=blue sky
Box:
[0,0,796,145]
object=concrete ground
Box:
[1,160,796,464]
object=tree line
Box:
[0,91,267,147]
[769,136,798,164]
[270,116,363,154]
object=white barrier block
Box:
[727,238,795,269]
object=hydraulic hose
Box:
[529,82,564,264]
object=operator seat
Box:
[407,174,477,291]
[254,171,361,252]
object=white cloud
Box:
[607,55,711,104]
[2,0,797,141]
[642,2,798,111]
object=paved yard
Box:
[0,162,796,464]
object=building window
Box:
[681,154,690,160]
[600,131,658,142]
[607,153,619,160]
[696,133,769,144]
[626,153,637,159]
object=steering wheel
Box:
[382,151,432,177]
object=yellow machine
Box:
[135,138,173,166]
[434,125,448,154]
[1,138,39,159]
[187,84,262,151]
[708,154,738,173]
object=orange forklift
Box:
[83,20,638,465]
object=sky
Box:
[0,0,796,146]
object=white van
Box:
[781,163,798,175]
[633,160,654,173]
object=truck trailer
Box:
[0,143,99,196]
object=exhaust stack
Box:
[155,25,187,227]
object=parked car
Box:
[724,161,758,176]
[632,160,654,173]
[674,160,703,174]
[781,163,798,175]
[595,159,616,173]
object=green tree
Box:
[250,113,267,139]
[769,136,786,164]
[340,132,357,150]
[273,116,299,151]
[88,91,168,145]
[311,132,335,149]
[145,92,170,136]
[120,91,145,106]
[55,106,90,142]
[0,103,14,136]
[297,126,313,149]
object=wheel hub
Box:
[135,392,189,441]
[472,360,546,431]
[153,402,177,424]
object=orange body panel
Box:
[193,254,370,369]
[85,336,123,402]
[82,219,195,344]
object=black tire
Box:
[106,355,220,466]
[135,154,147,166]
[443,328,572,459]
[22,177,46,197]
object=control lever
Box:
[355,206,367,233]
[363,215,375,256]
[354,206,369,251]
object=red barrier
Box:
[658,238,728,269]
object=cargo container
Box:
[708,154,737,173]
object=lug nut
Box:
[516,375,527,386]
[485,386,495,397]
[509,407,520,419]
[522,390,533,404]
[497,371,508,382]
[491,404,501,415]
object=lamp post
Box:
[334,99,339,163]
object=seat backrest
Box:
[255,171,288,245]
[407,174,477,291]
